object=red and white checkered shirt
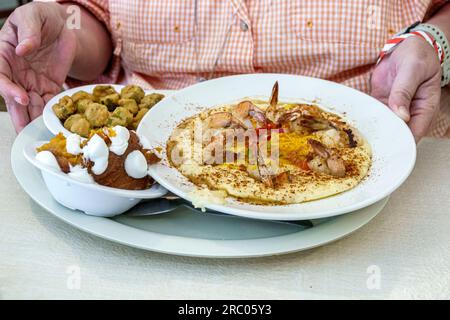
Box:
[55,0,450,137]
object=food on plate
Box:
[118,98,139,115]
[131,108,150,130]
[121,85,145,103]
[85,102,109,127]
[63,114,91,137]
[99,92,120,110]
[35,126,161,190]
[189,188,228,212]
[93,85,116,98]
[139,93,164,109]
[52,95,76,121]
[72,90,92,102]
[74,97,92,114]
[52,85,165,137]
[167,82,372,205]
[107,106,133,127]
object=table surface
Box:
[1,112,449,300]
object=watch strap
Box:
[410,23,450,86]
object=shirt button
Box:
[240,20,249,32]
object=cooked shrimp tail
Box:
[269,81,279,109]
[265,81,279,123]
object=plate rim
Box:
[141,73,416,220]
[11,117,388,258]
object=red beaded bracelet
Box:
[377,30,444,65]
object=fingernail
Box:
[18,38,32,48]
[16,39,34,56]
[397,106,410,122]
[14,97,25,105]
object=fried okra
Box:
[64,114,91,137]
[52,96,76,121]
[70,118,91,137]
[93,85,117,101]
[118,98,138,115]
[71,91,92,103]
[130,107,149,130]
[99,93,120,110]
[107,107,133,127]
[121,85,145,103]
[64,114,84,130]
[71,91,94,114]
[75,98,92,114]
[54,85,163,135]
[85,102,109,127]
[139,93,164,109]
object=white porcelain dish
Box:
[23,141,167,217]
[138,73,416,221]
[12,117,389,258]
[43,84,173,137]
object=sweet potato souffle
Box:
[35,126,160,190]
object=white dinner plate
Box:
[43,84,173,136]
[138,74,416,221]
[12,117,388,258]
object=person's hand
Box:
[0,2,76,132]
[371,36,442,142]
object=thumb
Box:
[9,8,42,56]
[388,64,423,123]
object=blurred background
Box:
[0,1,32,111]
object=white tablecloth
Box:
[1,112,449,299]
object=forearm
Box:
[60,3,112,81]
[426,3,450,41]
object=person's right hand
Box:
[0,2,77,132]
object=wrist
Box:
[378,22,450,86]
[411,23,450,86]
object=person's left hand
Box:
[371,36,442,142]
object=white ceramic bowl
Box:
[138,73,416,221]
[43,84,173,136]
[23,142,168,217]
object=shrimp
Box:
[314,128,346,148]
[207,112,233,128]
[206,110,256,130]
[265,81,279,123]
[307,139,346,177]
[244,133,275,187]
[232,100,267,127]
